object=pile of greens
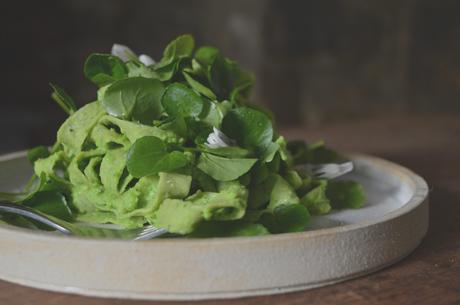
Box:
[1,35,365,237]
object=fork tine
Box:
[135,227,168,241]
[138,226,161,236]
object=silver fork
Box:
[0,201,167,240]
[295,161,354,179]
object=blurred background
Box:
[1,0,459,153]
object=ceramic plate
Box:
[0,151,429,300]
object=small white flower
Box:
[206,127,236,149]
[111,44,136,62]
[138,54,155,66]
[111,44,155,65]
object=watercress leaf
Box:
[284,170,303,190]
[221,107,273,153]
[199,100,226,127]
[228,62,254,103]
[199,145,250,158]
[197,153,257,182]
[267,175,300,210]
[209,54,233,99]
[127,136,165,177]
[232,65,255,88]
[97,84,109,103]
[158,116,188,139]
[126,136,187,178]
[327,180,365,209]
[287,140,346,165]
[275,136,293,166]
[50,83,77,115]
[84,53,128,86]
[126,61,158,79]
[101,77,165,123]
[0,173,56,203]
[247,174,277,210]
[195,46,219,66]
[162,83,204,118]
[300,180,331,215]
[156,151,189,173]
[183,71,216,100]
[190,221,269,237]
[251,162,269,184]
[310,144,345,164]
[267,153,281,173]
[23,191,73,222]
[161,34,195,65]
[0,192,26,203]
[226,223,270,236]
[154,59,179,81]
[260,204,310,234]
[260,142,279,163]
[230,81,253,104]
[286,140,308,159]
[27,146,50,163]
[192,168,217,192]
[219,100,233,117]
[188,59,206,76]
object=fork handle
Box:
[0,201,71,234]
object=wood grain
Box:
[1,114,459,305]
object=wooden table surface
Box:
[1,114,459,305]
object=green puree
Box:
[6,35,365,237]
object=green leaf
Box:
[161,83,204,118]
[197,153,257,182]
[287,140,346,165]
[154,60,179,81]
[300,180,331,215]
[200,145,250,158]
[162,34,195,62]
[183,71,216,99]
[195,46,219,66]
[84,54,127,86]
[267,175,300,210]
[27,146,50,163]
[126,61,158,78]
[260,142,279,163]
[247,174,276,210]
[222,107,273,153]
[126,136,188,178]
[192,168,217,192]
[199,100,231,128]
[230,81,253,104]
[101,77,165,124]
[0,173,61,203]
[327,180,365,209]
[209,54,233,99]
[260,204,310,234]
[158,116,188,139]
[251,162,269,184]
[50,83,77,115]
[190,221,269,237]
[284,170,303,190]
[228,63,254,104]
[0,192,26,203]
[23,191,73,222]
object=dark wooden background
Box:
[1,0,460,153]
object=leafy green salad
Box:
[0,34,365,237]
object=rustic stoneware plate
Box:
[0,151,429,301]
